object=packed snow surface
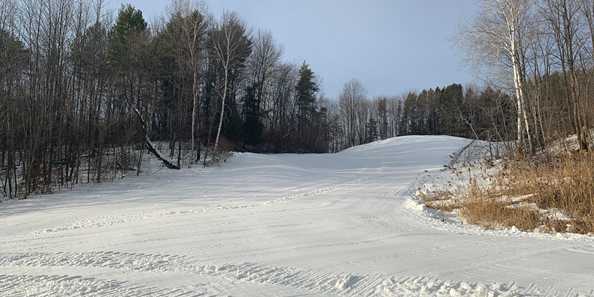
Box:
[1,136,593,297]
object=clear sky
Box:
[107,0,479,98]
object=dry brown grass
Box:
[461,151,594,234]
[461,199,541,230]
[460,180,540,230]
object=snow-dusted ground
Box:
[1,136,593,297]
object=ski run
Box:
[1,136,593,297]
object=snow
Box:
[1,135,593,297]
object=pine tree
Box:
[242,83,264,146]
[295,62,319,139]
[377,98,388,139]
[396,100,403,136]
[438,84,464,136]
[109,5,147,73]
[365,118,378,143]
[401,92,417,135]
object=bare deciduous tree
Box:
[542,0,591,150]
[172,0,207,161]
[210,12,250,156]
[339,79,367,147]
[248,30,281,112]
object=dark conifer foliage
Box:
[294,63,323,151]
[241,84,263,146]
[328,82,515,152]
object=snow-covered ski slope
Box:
[1,136,593,297]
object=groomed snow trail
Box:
[1,136,593,297]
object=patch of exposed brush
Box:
[459,180,541,231]
[422,150,593,235]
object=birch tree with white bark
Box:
[171,0,207,161]
[210,12,250,157]
[464,0,536,153]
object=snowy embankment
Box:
[406,140,594,240]
[1,136,593,297]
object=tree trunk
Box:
[213,65,229,155]
[191,69,199,160]
[134,108,180,170]
[510,26,532,154]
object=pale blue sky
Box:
[107,0,479,98]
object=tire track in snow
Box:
[0,251,584,297]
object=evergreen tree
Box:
[316,106,330,152]
[396,100,403,136]
[223,92,243,143]
[365,118,378,143]
[107,3,150,124]
[0,29,26,81]
[438,84,464,136]
[295,62,319,136]
[242,83,264,146]
[152,18,180,142]
[401,92,417,135]
[292,62,323,151]
[377,98,388,139]
[108,5,148,73]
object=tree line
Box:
[0,0,332,198]
[325,80,515,152]
[1,0,591,199]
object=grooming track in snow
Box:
[0,274,201,297]
[0,251,566,297]
[1,136,593,296]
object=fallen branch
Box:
[448,139,477,169]
[134,108,180,170]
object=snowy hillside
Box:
[1,136,593,297]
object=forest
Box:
[0,0,592,199]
